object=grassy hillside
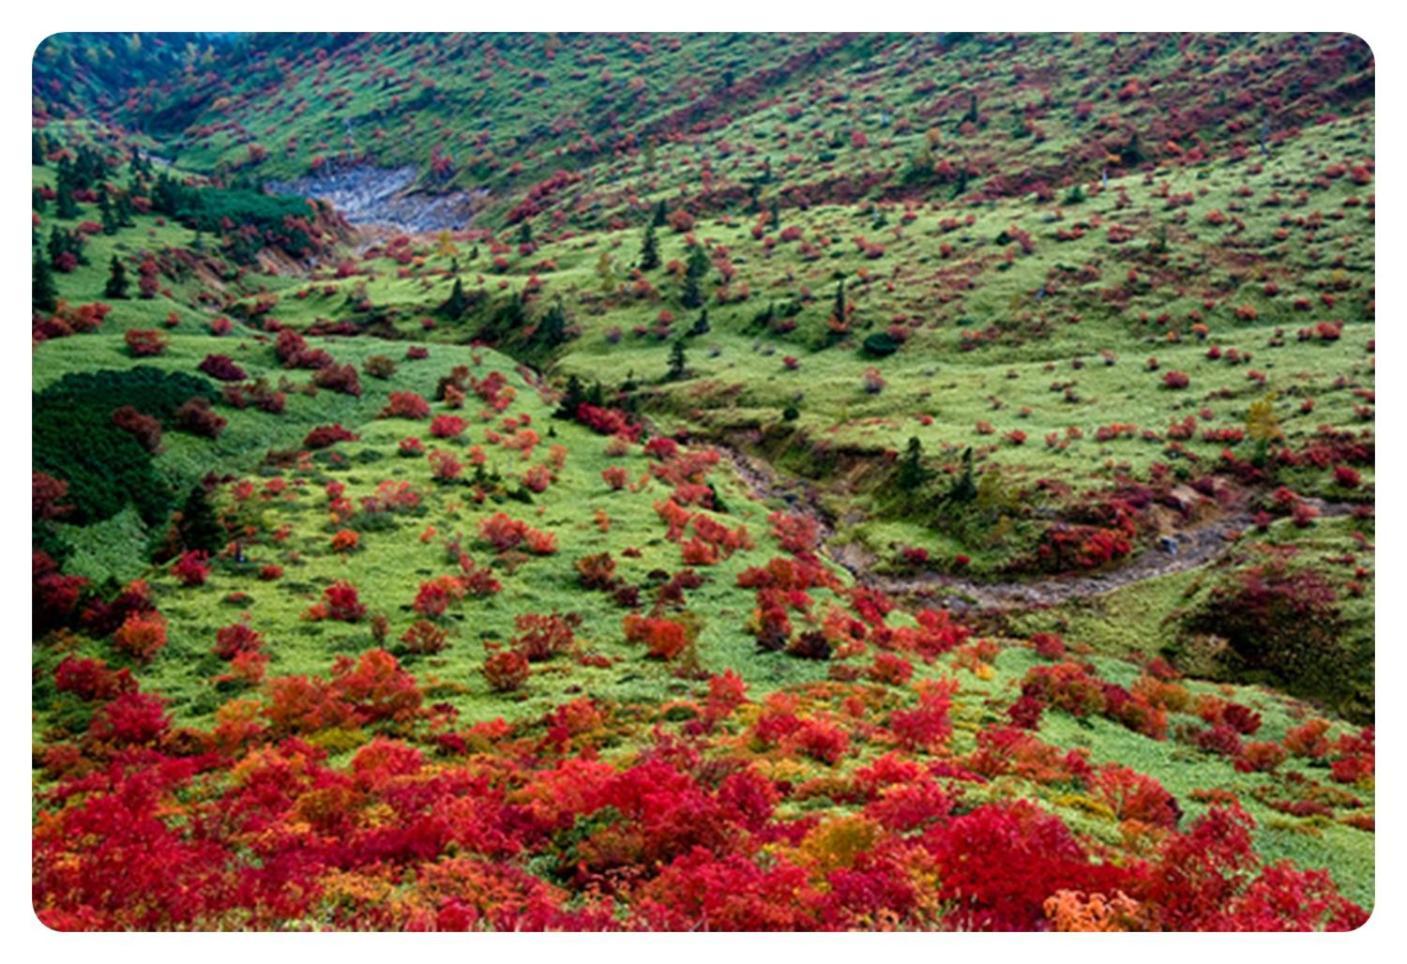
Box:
[31,32,1374,932]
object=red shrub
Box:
[413,576,464,619]
[887,680,956,751]
[124,329,167,357]
[793,718,851,765]
[624,613,691,661]
[213,622,264,661]
[1235,741,1289,773]
[513,612,579,662]
[769,511,820,554]
[173,398,227,438]
[382,391,431,420]
[1090,766,1180,829]
[87,690,170,746]
[197,354,248,382]
[112,610,168,662]
[313,363,362,397]
[172,551,212,587]
[428,449,463,481]
[430,415,467,439]
[478,512,556,555]
[1031,632,1067,659]
[304,581,366,623]
[866,652,913,686]
[401,620,450,655]
[1284,719,1332,758]
[54,657,135,701]
[923,801,1124,930]
[483,649,530,692]
[330,649,422,723]
[303,423,358,449]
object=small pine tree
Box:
[667,340,688,381]
[116,189,136,227]
[639,223,661,271]
[440,276,469,319]
[688,309,711,337]
[47,227,66,267]
[555,374,586,419]
[33,253,57,313]
[99,190,120,235]
[947,448,978,503]
[964,93,979,126]
[651,199,668,228]
[896,436,930,491]
[681,243,710,309]
[832,279,847,324]
[177,483,223,554]
[56,187,79,220]
[32,131,46,166]
[537,300,567,348]
[104,256,130,299]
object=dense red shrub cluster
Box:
[478,512,557,555]
[197,354,248,382]
[172,550,212,587]
[303,423,358,449]
[303,581,367,622]
[382,391,432,420]
[275,329,335,370]
[624,613,692,661]
[513,612,580,662]
[31,610,1371,932]
[173,398,227,438]
[123,328,168,357]
[574,403,643,441]
[429,414,467,438]
[111,610,168,662]
[483,648,531,692]
[1014,661,1168,740]
[313,363,363,397]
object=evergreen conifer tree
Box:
[104,256,130,299]
[639,222,660,271]
[33,252,57,313]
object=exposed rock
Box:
[267,164,487,234]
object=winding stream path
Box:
[714,443,1354,611]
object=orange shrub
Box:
[112,610,167,662]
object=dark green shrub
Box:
[33,368,216,525]
[862,332,901,358]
